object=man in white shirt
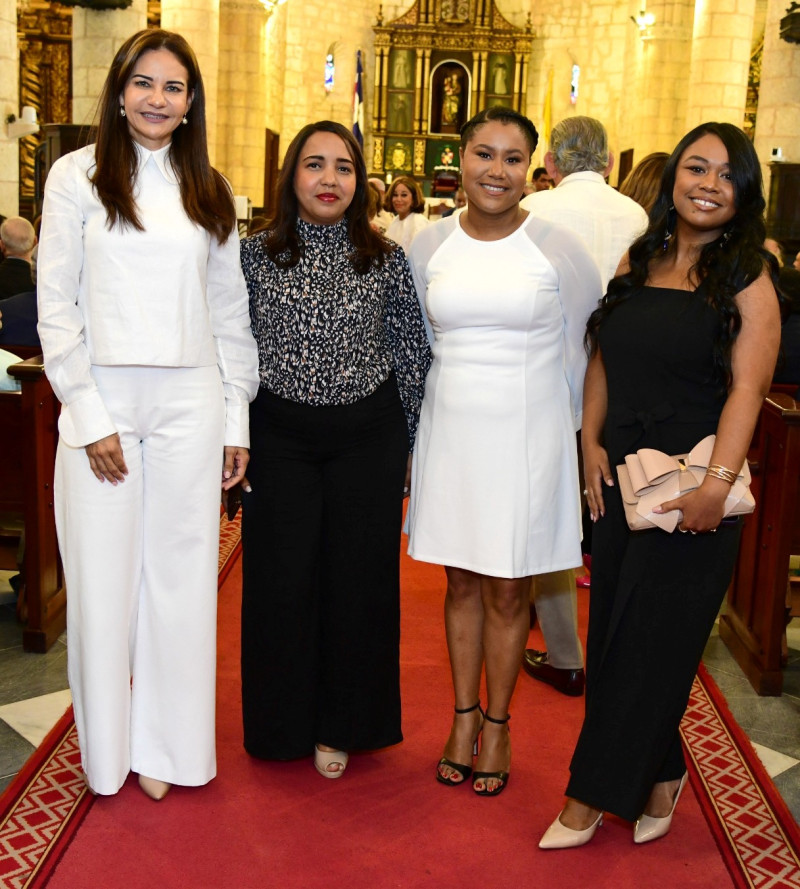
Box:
[520,116,648,696]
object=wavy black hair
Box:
[262,121,393,274]
[587,122,779,387]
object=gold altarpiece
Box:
[371,0,533,188]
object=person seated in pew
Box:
[0,345,22,390]
[0,291,39,348]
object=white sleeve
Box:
[407,218,456,346]
[526,218,604,430]
[206,228,260,447]
[37,152,117,447]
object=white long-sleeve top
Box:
[37,142,259,448]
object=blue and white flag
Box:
[352,50,364,148]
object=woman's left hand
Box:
[653,480,728,534]
[222,446,250,491]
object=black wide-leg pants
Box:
[241,376,409,759]
[565,483,741,822]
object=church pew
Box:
[1,356,66,651]
[720,391,800,695]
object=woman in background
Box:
[540,122,780,848]
[407,106,602,796]
[386,175,429,254]
[240,121,431,779]
[37,29,258,799]
[618,152,669,216]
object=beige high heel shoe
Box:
[539,809,603,849]
[633,772,688,844]
[138,774,172,801]
[314,745,349,779]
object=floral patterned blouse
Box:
[240,218,432,448]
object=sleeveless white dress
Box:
[406,213,602,578]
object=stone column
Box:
[684,0,756,130]
[754,0,800,173]
[162,0,221,163]
[71,0,148,127]
[0,0,19,214]
[631,0,695,158]
[217,0,270,202]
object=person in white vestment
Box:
[407,106,602,795]
[37,29,259,800]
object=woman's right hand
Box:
[85,433,128,484]
[582,441,613,521]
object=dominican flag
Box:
[353,50,364,148]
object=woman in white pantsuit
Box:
[37,29,259,800]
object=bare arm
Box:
[655,271,781,531]
[581,347,613,520]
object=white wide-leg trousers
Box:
[54,365,225,795]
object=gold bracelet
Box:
[706,464,739,485]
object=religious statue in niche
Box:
[391,50,412,89]
[488,53,511,96]
[388,93,412,133]
[430,62,468,134]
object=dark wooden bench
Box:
[721,390,800,695]
[0,355,66,651]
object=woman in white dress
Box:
[407,106,602,795]
[385,176,429,255]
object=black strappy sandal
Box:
[436,702,483,787]
[472,712,510,796]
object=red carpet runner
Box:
[0,514,798,888]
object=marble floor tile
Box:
[0,689,72,747]
[0,718,35,794]
[752,742,800,779]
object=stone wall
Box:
[0,0,19,215]
[71,0,147,127]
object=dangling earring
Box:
[662,205,674,252]
[120,107,126,118]
[721,229,732,245]
[182,115,188,125]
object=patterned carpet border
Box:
[1,527,798,888]
[0,511,242,889]
[681,665,800,889]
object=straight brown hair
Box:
[90,29,236,244]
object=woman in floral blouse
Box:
[239,121,432,778]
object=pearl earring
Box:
[120,107,126,118]
[182,115,188,125]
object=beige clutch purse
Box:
[616,434,754,533]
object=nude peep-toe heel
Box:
[314,745,349,779]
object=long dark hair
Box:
[263,121,393,274]
[90,29,236,243]
[588,122,778,386]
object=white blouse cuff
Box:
[57,390,117,449]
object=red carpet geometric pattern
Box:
[0,715,87,889]
[681,668,800,889]
[0,511,243,889]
